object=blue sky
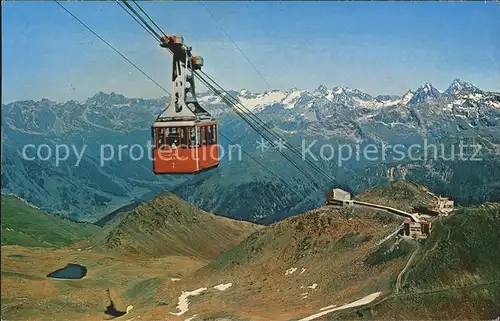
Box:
[2,1,499,103]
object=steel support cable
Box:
[54,0,168,93]
[196,77,323,190]
[197,73,382,233]
[201,71,349,192]
[54,0,307,203]
[120,0,163,41]
[197,70,350,191]
[197,4,350,192]
[114,0,336,191]
[115,0,160,42]
[195,73,318,185]
[197,77,325,191]
[131,0,168,38]
[195,72,324,190]
[193,76,310,183]
[197,69,343,187]
[115,2,325,190]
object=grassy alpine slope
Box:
[322,202,500,320]
[2,192,259,321]
[146,202,414,320]
[147,182,499,321]
[2,184,499,320]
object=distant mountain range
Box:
[209,79,500,141]
[1,79,499,222]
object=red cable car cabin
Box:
[152,34,219,174]
[152,121,219,174]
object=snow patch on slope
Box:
[297,292,382,321]
[282,90,305,109]
[213,283,233,291]
[170,287,207,316]
[285,267,298,276]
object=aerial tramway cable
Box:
[55,0,383,234]
[114,0,328,190]
[52,0,307,201]
[58,0,350,196]
[54,0,168,94]
[130,0,168,38]
[194,6,349,190]
[118,0,164,40]
[196,69,351,192]
[115,0,352,193]
[115,1,160,42]
[194,72,325,189]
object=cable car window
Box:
[151,128,156,147]
[179,127,188,148]
[201,126,208,145]
[189,127,196,148]
[157,128,165,149]
[196,127,201,147]
[206,126,212,145]
[210,125,217,144]
[166,127,179,148]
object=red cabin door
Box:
[153,126,198,174]
[197,123,219,171]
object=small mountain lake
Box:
[46,264,87,279]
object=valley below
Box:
[2,182,499,321]
[2,80,500,224]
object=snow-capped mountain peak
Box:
[420,82,439,94]
[408,82,440,104]
[317,85,374,106]
[281,89,306,109]
[239,89,252,96]
[401,90,414,103]
[448,78,464,90]
[444,78,478,96]
[330,86,369,97]
[193,79,497,119]
[332,86,345,94]
[314,85,330,96]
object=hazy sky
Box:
[2,1,499,103]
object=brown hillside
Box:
[147,205,414,320]
[96,192,261,260]
[3,185,497,321]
